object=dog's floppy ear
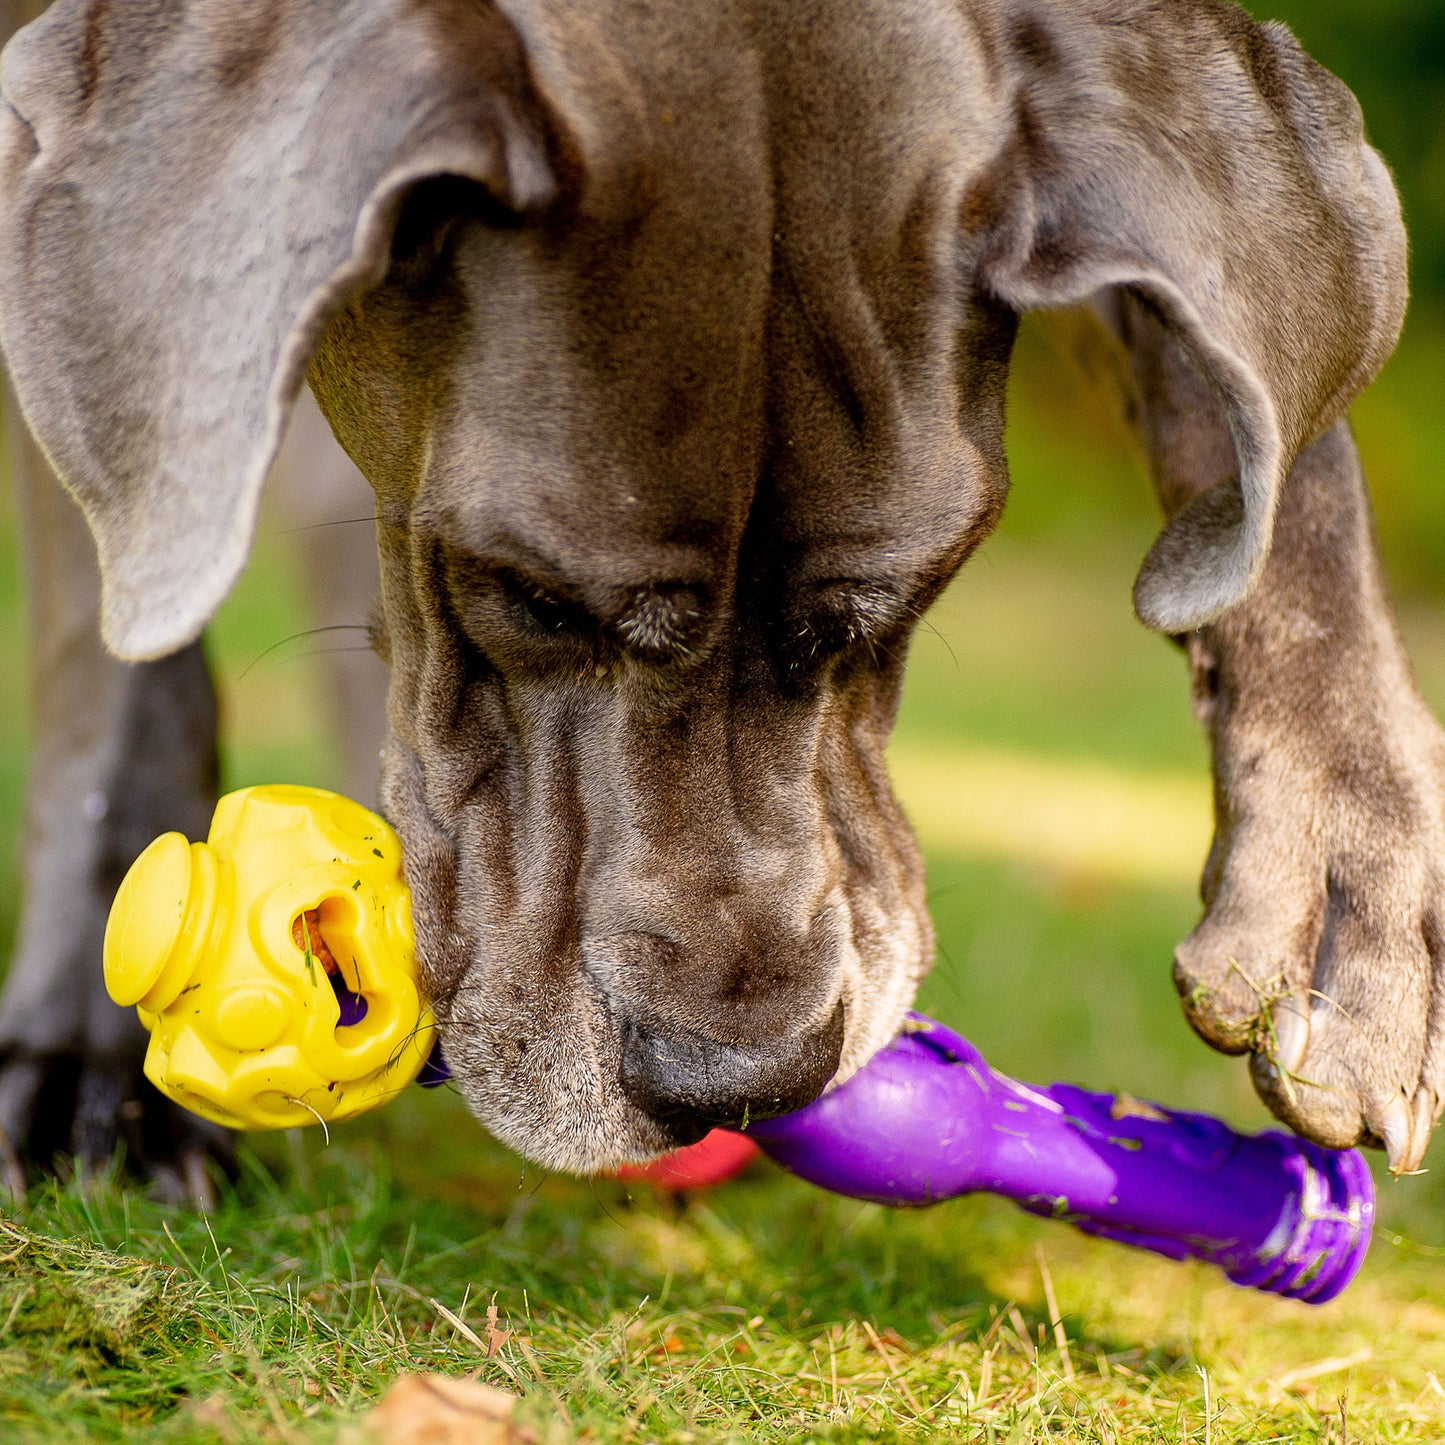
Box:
[978,4,1407,633]
[0,0,571,659]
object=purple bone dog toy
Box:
[744,1015,1374,1304]
[420,1015,1373,1303]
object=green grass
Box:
[6,1113,1445,1443]
[5,315,1445,1441]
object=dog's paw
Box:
[0,1025,233,1205]
[1172,680,1445,1174]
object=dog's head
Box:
[0,0,1404,1168]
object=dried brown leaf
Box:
[343,1373,526,1445]
[485,1302,514,1358]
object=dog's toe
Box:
[0,1046,233,1202]
[1171,872,1322,1056]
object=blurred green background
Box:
[1267,0,1445,315]
[0,0,1442,1214]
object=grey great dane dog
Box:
[0,0,1439,1195]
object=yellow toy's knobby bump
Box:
[103,784,435,1132]
[104,831,219,1011]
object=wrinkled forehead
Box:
[417,0,1005,593]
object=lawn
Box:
[3,311,1445,1442]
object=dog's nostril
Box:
[618,1002,845,1130]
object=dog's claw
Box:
[1414,1085,1442,1156]
[1378,1093,1415,1175]
[182,1146,221,1210]
[0,1130,27,1201]
[1380,1086,1442,1177]
[1270,997,1310,1077]
[148,1146,220,1210]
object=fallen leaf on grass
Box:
[485,1301,514,1358]
[430,1298,515,1362]
[343,1374,526,1445]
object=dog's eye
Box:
[615,585,706,662]
[784,581,902,670]
[503,572,595,639]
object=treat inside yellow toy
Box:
[103,785,436,1131]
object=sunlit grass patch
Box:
[5,1137,1445,1443]
[890,743,1210,888]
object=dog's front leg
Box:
[1110,297,1445,1174]
[0,389,229,1200]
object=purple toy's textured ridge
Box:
[745,1015,1374,1304]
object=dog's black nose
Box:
[618,1002,845,1132]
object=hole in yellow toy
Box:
[291,905,369,1027]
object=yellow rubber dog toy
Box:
[103,784,435,1131]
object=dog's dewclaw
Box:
[103,785,437,1131]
